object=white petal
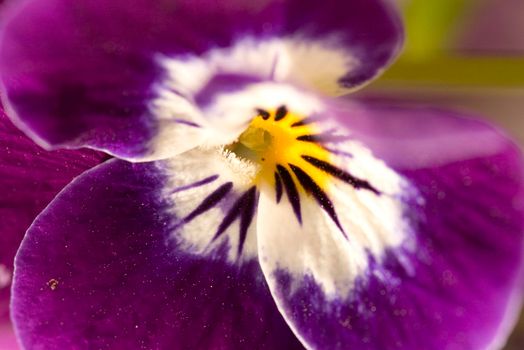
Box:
[139,83,208,161]
[158,37,358,97]
[256,141,411,298]
[199,82,326,147]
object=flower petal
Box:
[0,0,402,159]
[258,103,524,349]
[0,107,106,322]
[12,159,302,349]
[195,77,326,147]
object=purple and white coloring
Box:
[0,1,523,349]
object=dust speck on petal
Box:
[47,279,59,291]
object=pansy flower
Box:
[1,0,524,349]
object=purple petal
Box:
[0,107,107,320]
[0,0,402,158]
[0,105,106,349]
[12,160,302,349]
[262,103,524,349]
[281,0,403,88]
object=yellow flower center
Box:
[227,106,332,190]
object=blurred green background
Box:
[361,0,524,348]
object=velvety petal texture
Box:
[4,1,523,348]
[0,0,402,160]
[12,160,302,350]
[260,103,524,349]
[12,97,524,349]
[0,107,107,325]
[1,103,107,349]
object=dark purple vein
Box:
[172,119,201,128]
[323,147,353,158]
[274,105,288,121]
[256,108,270,120]
[289,164,347,238]
[238,187,257,255]
[302,155,380,195]
[276,165,302,224]
[297,133,351,144]
[274,172,283,203]
[182,182,232,224]
[171,175,219,194]
[291,116,320,128]
[213,187,258,256]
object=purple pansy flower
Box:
[1,0,524,349]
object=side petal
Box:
[258,104,524,349]
[0,0,402,160]
[12,159,302,349]
[161,147,261,263]
[0,107,106,321]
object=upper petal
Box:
[256,102,524,349]
[0,0,402,160]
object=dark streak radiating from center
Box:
[274,172,283,203]
[277,165,302,223]
[302,155,380,195]
[181,182,233,225]
[289,164,347,238]
[274,105,288,121]
[213,186,258,256]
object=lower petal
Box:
[12,159,302,349]
[258,104,524,349]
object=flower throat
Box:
[226,105,332,190]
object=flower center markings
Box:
[226,106,380,236]
[172,106,383,260]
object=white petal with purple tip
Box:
[256,144,409,300]
[158,37,359,97]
